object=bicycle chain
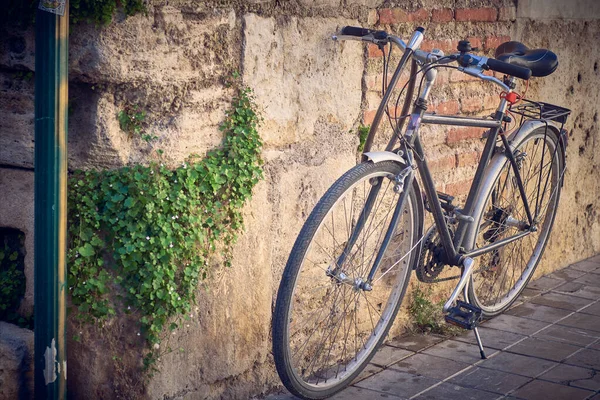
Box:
[416,225,497,284]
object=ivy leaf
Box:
[78,243,95,258]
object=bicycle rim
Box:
[469,128,563,316]
[273,161,420,399]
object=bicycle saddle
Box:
[494,41,558,77]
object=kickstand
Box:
[473,327,487,359]
[462,281,486,359]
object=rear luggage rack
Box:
[509,100,571,124]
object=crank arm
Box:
[443,257,475,312]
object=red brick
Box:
[432,8,454,23]
[435,69,451,85]
[421,39,459,54]
[447,127,485,144]
[455,8,498,22]
[368,43,383,58]
[483,94,500,110]
[449,69,479,82]
[428,153,457,171]
[434,100,460,115]
[378,8,430,24]
[405,8,430,22]
[457,150,480,167]
[467,36,483,50]
[446,178,473,197]
[484,35,511,51]
[364,110,377,125]
[461,96,483,113]
[378,8,395,24]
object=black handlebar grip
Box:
[341,26,388,40]
[486,58,532,80]
[341,26,372,37]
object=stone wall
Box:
[0,0,599,398]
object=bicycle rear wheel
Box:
[468,127,564,317]
[273,161,422,399]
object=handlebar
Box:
[335,26,531,86]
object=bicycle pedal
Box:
[445,301,482,330]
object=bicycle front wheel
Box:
[273,161,422,399]
[469,127,564,317]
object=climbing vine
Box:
[67,87,263,360]
[0,232,26,324]
[3,0,145,27]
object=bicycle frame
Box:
[359,32,542,281]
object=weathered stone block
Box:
[0,322,34,400]
[242,14,363,147]
[0,72,34,169]
[0,169,34,316]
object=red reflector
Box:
[505,92,518,104]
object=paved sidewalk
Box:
[269,254,600,400]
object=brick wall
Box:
[363,2,518,198]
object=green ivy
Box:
[118,104,156,142]
[0,234,26,322]
[67,87,263,358]
[357,124,370,153]
[2,0,145,27]
[70,0,146,25]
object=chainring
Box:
[416,225,452,283]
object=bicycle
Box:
[272,25,570,399]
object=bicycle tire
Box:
[273,160,422,399]
[468,127,564,317]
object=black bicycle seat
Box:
[494,41,558,77]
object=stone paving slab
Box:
[479,314,549,336]
[505,337,581,361]
[574,273,600,287]
[547,266,587,282]
[510,379,594,400]
[447,367,531,395]
[505,302,572,323]
[552,281,600,300]
[352,363,383,384]
[369,345,414,368]
[578,301,600,316]
[558,312,600,332]
[538,363,600,391]
[533,324,600,347]
[387,333,445,353]
[330,386,402,399]
[519,287,542,300]
[412,382,496,400]
[354,369,438,398]
[570,259,600,272]
[391,353,470,380]
[479,351,559,378]
[529,291,594,311]
[265,255,600,400]
[526,275,565,291]
[564,348,600,370]
[453,326,527,350]
[422,339,498,364]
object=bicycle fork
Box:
[327,164,415,291]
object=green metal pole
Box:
[34,2,69,399]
